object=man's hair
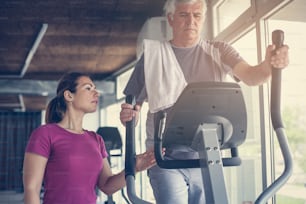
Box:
[163,0,206,16]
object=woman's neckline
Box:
[54,123,85,135]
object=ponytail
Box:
[45,96,66,124]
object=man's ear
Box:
[63,90,73,102]
[167,13,174,27]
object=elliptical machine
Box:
[124,30,293,204]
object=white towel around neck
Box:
[143,39,187,113]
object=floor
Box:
[0,191,24,204]
[0,191,120,204]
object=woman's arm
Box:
[98,149,156,195]
[23,153,47,204]
[98,158,126,195]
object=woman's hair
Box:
[45,72,90,124]
[163,0,206,16]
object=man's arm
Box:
[233,44,289,86]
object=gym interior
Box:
[0,0,305,203]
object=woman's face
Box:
[68,76,100,114]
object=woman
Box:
[23,72,156,204]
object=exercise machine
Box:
[125,95,152,204]
[97,127,130,204]
[254,30,293,203]
[124,30,293,204]
[154,81,246,204]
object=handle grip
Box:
[255,29,293,204]
[272,30,284,48]
[125,95,136,178]
[124,95,151,203]
[271,29,284,129]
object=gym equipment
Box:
[154,81,246,203]
[124,30,292,204]
[125,96,151,204]
[97,127,130,204]
[254,30,293,204]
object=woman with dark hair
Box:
[23,72,156,204]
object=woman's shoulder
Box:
[85,129,102,141]
[33,123,57,133]
[84,129,97,136]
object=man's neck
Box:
[170,37,200,48]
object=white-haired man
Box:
[120,0,289,203]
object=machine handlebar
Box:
[255,29,293,204]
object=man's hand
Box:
[120,103,141,126]
[266,44,289,69]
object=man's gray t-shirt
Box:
[124,39,244,149]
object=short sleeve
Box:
[25,125,51,158]
[95,133,108,158]
[218,41,244,68]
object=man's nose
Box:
[186,14,195,25]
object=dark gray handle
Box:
[124,95,151,204]
[271,29,284,129]
[255,29,293,204]
[125,95,136,178]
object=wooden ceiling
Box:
[0,0,165,112]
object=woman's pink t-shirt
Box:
[25,123,108,204]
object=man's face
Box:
[168,2,205,46]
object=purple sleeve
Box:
[25,126,51,158]
[95,132,108,158]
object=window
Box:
[224,29,263,203]
[212,0,306,202]
[266,1,306,202]
[213,0,251,36]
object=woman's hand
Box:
[135,149,156,172]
